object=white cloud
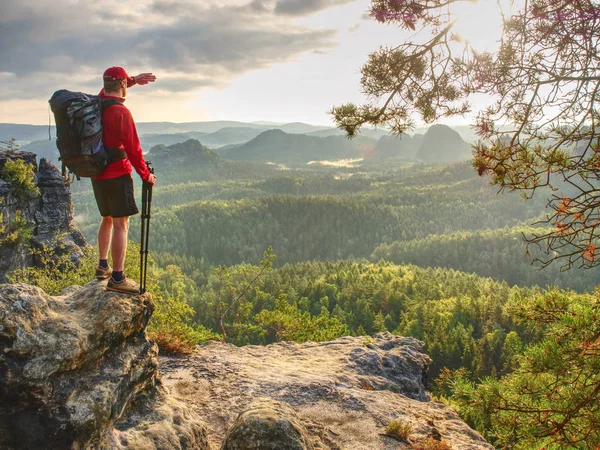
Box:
[0,0,343,100]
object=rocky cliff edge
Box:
[0,278,492,450]
[0,281,209,450]
[162,334,493,449]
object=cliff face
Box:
[0,281,209,450]
[0,151,86,281]
[161,334,493,450]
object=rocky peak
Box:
[0,151,86,282]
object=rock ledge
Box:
[0,281,209,450]
[161,333,492,449]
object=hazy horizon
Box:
[2,0,503,126]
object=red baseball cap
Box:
[103,67,135,87]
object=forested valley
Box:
[69,138,600,293]
[4,0,600,446]
[7,132,599,447]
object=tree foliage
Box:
[0,211,33,249]
[175,259,541,381]
[372,227,600,292]
[332,0,600,270]
[446,289,600,448]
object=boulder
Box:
[0,281,210,450]
[222,398,313,450]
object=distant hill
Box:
[412,133,425,150]
[135,121,266,135]
[277,122,333,134]
[17,137,222,173]
[306,127,391,140]
[0,120,334,143]
[136,121,329,135]
[148,139,220,165]
[417,125,472,163]
[143,139,281,184]
[374,134,417,160]
[250,120,283,126]
[140,132,207,149]
[218,129,377,164]
[199,127,266,148]
[0,124,55,143]
[2,120,475,152]
[19,139,60,165]
[141,127,270,149]
[304,128,347,138]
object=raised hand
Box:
[132,73,157,86]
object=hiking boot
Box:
[106,276,140,294]
[96,264,112,280]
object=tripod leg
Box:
[142,182,153,294]
[140,183,148,294]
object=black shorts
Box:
[91,174,139,218]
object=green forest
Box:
[3,0,600,447]
[6,133,600,447]
[70,140,600,293]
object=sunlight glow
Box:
[452,1,505,52]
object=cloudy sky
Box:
[0,0,503,126]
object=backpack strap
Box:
[101,98,128,162]
[101,98,125,111]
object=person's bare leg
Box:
[107,216,139,293]
[98,216,113,260]
[111,216,130,272]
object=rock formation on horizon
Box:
[417,125,472,163]
[148,139,220,166]
[0,151,86,282]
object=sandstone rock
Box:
[0,151,86,282]
[160,333,493,449]
[0,281,210,450]
[347,336,431,401]
[222,398,314,450]
[106,385,210,450]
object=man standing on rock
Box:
[93,67,157,294]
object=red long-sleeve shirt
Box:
[93,94,150,181]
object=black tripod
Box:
[140,161,154,294]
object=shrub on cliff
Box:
[7,240,96,294]
[0,211,33,248]
[1,158,39,201]
[0,153,38,250]
[148,264,220,354]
